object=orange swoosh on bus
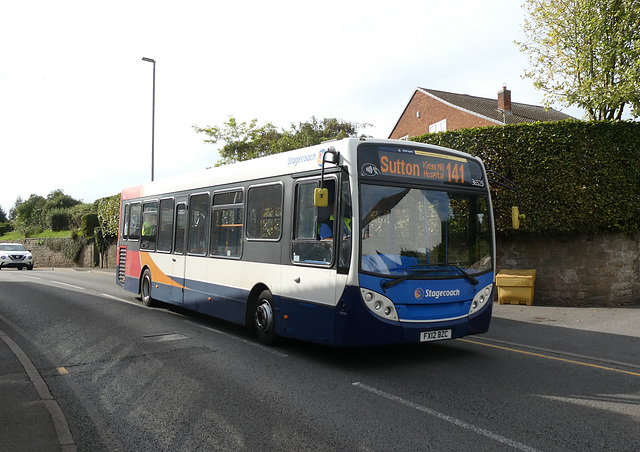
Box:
[139,253,185,289]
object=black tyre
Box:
[254,290,278,345]
[140,269,156,307]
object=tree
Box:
[0,206,7,223]
[45,189,81,210]
[9,196,23,221]
[518,0,640,120]
[95,194,120,268]
[194,116,371,165]
[14,194,46,233]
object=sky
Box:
[0,0,585,215]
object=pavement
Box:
[1,269,639,451]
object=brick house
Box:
[388,86,575,139]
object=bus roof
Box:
[121,138,480,201]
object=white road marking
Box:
[353,382,542,452]
[100,293,148,308]
[51,281,84,290]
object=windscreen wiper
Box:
[450,264,479,286]
[381,263,479,290]
[381,269,434,289]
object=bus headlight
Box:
[360,289,399,321]
[469,283,493,315]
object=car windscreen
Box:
[0,244,27,252]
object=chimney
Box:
[498,85,512,112]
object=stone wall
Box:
[4,239,118,269]
[5,233,639,306]
[497,232,640,307]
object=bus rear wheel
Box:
[254,290,278,345]
[140,269,156,307]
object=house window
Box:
[429,119,447,133]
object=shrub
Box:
[48,209,71,231]
[43,237,88,263]
[0,223,13,236]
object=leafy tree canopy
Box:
[11,190,85,234]
[0,206,7,223]
[45,189,81,210]
[194,116,371,165]
[518,0,640,120]
[14,194,46,230]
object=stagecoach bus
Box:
[116,138,495,346]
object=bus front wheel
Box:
[254,290,278,345]
[140,269,156,307]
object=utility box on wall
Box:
[496,269,537,306]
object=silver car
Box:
[0,243,34,270]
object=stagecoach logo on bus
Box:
[414,288,462,300]
[286,149,327,167]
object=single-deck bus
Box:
[116,138,495,346]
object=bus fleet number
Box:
[446,163,465,184]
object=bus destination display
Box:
[359,145,483,187]
[379,151,467,184]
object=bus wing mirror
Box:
[512,206,526,230]
[316,147,340,207]
[314,188,329,207]
[488,170,525,230]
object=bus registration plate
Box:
[420,329,452,342]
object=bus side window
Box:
[141,201,158,251]
[122,203,130,239]
[338,178,352,270]
[211,190,244,258]
[188,193,210,255]
[129,202,142,241]
[291,179,332,265]
[174,203,187,254]
[157,198,174,252]
[247,184,282,240]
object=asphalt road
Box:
[1,269,639,451]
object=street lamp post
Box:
[141,57,156,181]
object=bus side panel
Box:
[182,278,249,326]
[276,296,337,345]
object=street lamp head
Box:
[142,57,155,63]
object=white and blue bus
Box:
[117,138,495,346]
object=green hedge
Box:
[412,121,640,236]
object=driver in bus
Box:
[319,197,351,241]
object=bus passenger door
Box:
[171,200,187,303]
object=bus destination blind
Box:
[378,150,468,185]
